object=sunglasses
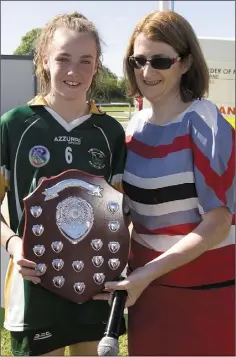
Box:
[128,55,181,70]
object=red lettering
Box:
[227,107,235,115]
[220,106,226,115]
[219,106,235,115]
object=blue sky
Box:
[1,1,235,77]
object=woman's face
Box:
[43,27,98,101]
[132,33,189,104]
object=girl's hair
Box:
[34,12,103,95]
[124,10,209,102]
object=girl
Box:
[1,12,126,356]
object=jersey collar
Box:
[28,94,103,115]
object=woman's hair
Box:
[34,12,103,95]
[124,11,209,102]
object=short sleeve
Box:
[110,128,126,193]
[0,114,11,202]
[191,102,235,215]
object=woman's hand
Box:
[93,266,152,307]
[9,236,41,284]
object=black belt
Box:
[160,279,235,290]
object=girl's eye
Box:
[57,58,69,62]
[81,60,91,64]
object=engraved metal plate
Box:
[107,201,119,214]
[74,282,85,294]
[72,260,84,273]
[91,239,103,251]
[108,258,120,270]
[108,241,120,253]
[30,206,42,218]
[33,245,45,256]
[32,224,44,236]
[92,256,104,268]
[43,178,103,201]
[53,276,65,288]
[51,241,63,253]
[35,263,47,275]
[52,259,64,271]
[108,221,120,232]
[56,197,94,244]
[93,273,105,285]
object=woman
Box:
[95,10,235,356]
[0,12,126,356]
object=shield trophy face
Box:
[22,169,130,304]
[56,196,94,244]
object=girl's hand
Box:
[9,236,41,284]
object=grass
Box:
[1,328,11,356]
[0,309,4,328]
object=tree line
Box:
[14,28,132,104]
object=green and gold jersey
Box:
[1,96,126,331]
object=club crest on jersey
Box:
[88,148,105,169]
[29,146,50,168]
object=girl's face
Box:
[43,27,98,101]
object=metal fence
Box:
[97,102,132,120]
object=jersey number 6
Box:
[65,146,73,164]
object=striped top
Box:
[123,99,235,286]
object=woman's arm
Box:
[94,206,232,307]
[142,206,232,282]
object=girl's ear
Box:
[42,56,49,72]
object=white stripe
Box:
[126,197,198,216]
[93,124,113,182]
[133,225,235,252]
[3,265,25,331]
[14,118,40,221]
[123,171,194,189]
[45,107,92,132]
[111,173,123,185]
